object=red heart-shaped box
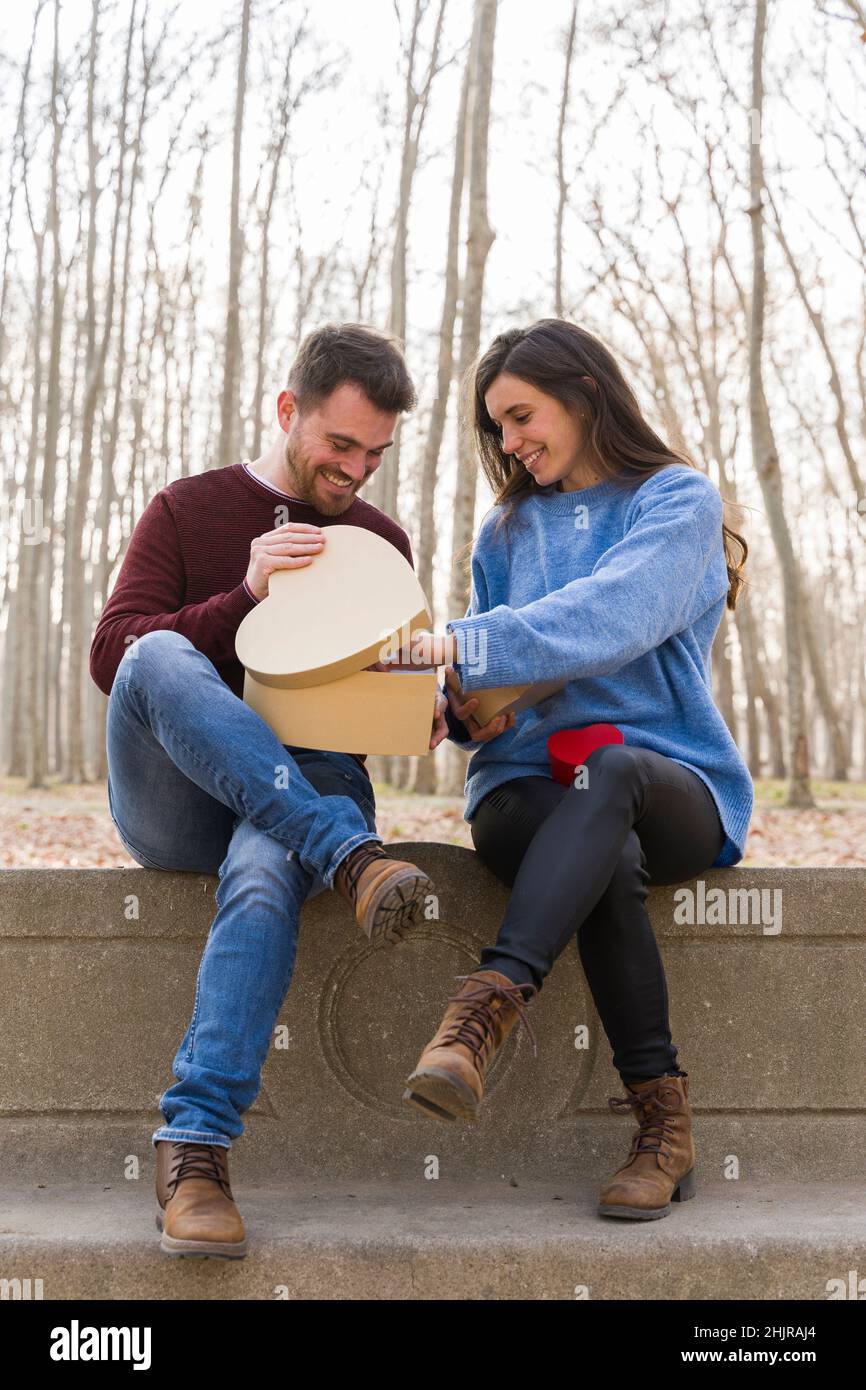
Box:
[547,724,624,786]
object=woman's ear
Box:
[581,375,598,392]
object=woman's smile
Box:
[519,446,545,472]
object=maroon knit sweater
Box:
[89,461,415,772]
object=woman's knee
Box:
[583,742,644,785]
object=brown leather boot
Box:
[597,1072,696,1220]
[402,969,538,1122]
[155,1141,247,1258]
[332,841,434,944]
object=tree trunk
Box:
[554,2,578,316]
[441,0,498,797]
[371,0,447,524]
[711,611,737,739]
[732,599,763,777]
[373,0,446,789]
[798,576,850,779]
[23,0,65,785]
[216,0,251,472]
[748,0,813,808]
[412,44,471,797]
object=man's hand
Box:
[245,521,325,601]
[443,665,516,743]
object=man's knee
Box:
[218,819,314,905]
[118,629,196,689]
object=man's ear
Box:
[277,389,298,432]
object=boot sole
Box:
[364,869,434,945]
[597,1167,697,1220]
[155,1206,248,1259]
[402,1067,479,1122]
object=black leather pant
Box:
[469,743,726,1084]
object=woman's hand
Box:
[377,630,457,669]
[444,665,516,743]
[366,661,511,747]
[429,689,449,750]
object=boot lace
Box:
[440,974,539,1066]
[608,1079,683,1160]
[334,842,387,901]
[167,1143,233,1199]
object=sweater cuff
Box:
[242,577,261,605]
[446,612,511,694]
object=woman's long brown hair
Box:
[467,319,748,610]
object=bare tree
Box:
[248,20,338,457]
[216,0,252,472]
[554,1,578,316]
[412,40,471,795]
[768,188,864,505]
[348,157,389,321]
[816,0,866,31]
[369,0,448,525]
[0,1,50,780]
[749,0,813,806]
[441,0,498,796]
[66,0,137,781]
[0,0,48,387]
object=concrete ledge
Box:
[2,847,865,1182]
[1,1180,864,1301]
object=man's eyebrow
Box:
[327,432,394,451]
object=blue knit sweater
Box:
[443,463,753,868]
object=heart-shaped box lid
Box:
[235,524,432,690]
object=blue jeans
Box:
[104,629,382,1150]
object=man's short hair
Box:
[287,323,416,415]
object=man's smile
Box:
[320,468,354,490]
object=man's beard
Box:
[283,438,357,514]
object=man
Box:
[90,323,448,1259]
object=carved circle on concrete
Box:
[317,924,527,1119]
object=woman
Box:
[404,318,753,1221]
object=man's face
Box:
[277,383,397,515]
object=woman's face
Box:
[484,372,598,490]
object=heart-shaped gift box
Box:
[235,525,438,755]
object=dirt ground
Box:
[1,775,864,869]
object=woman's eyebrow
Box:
[489,404,531,424]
